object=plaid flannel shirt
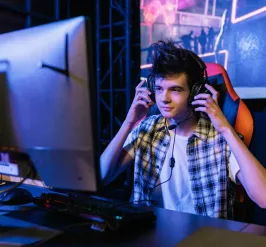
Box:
[126,114,236,219]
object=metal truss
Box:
[96,0,139,151]
[0,0,139,152]
[0,0,70,28]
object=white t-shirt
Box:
[152,128,240,214]
[123,127,240,214]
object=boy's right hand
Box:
[125,80,154,126]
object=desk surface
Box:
[0,184,266,247]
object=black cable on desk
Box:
[0,164,33,196]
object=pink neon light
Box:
[140,50,228,70]
[142,0,178,26]
[140,64,152,69]
[163,12,176,25]
[140,0,144,9]
[231,0,266,24]
[178,0,196,10]
[166,3,174,11]
[163,2,177,24]
[143,1,162,25]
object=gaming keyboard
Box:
[34,192,156,231]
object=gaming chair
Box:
[206,63,254,221]
[205,63,253,148]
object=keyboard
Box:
[34,192,156,231]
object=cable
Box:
[149,113,193,202]
[152,126,177,192]
[153,164,174,191]
[168,110,193,130]
[0,164,33,196]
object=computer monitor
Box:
[0,16,101,192]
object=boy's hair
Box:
[149,40,205,90]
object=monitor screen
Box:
[0,16,100,192]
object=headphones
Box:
[146,49,209,105]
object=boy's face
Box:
[155,73,191,121]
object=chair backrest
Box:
[205,63,254,147]
[206,63,253,208]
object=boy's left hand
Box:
[191,84,232,134]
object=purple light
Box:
[178,0,196,10]
[140,64,152,69]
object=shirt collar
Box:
[192,116,211,142]
[153,114,212,141]
[154,115,168,133]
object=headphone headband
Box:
[147,48,209,106]
[185,50,208,81]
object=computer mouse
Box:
[0,188,33,205]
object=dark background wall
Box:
[245,99,266,225]
[0,0,97,65]
[0,0,96,31]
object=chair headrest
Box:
[208,73,240,127]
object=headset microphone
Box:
[167,110,193,131]
[168,124,177,130]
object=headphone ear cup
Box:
[188,83,202,105]
[147,76,154,93]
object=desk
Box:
[241,223,266,235]
[0,185,266,247]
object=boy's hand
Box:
[125,80,155,126]
[191,84,232,134]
